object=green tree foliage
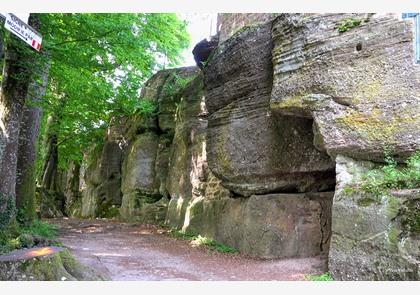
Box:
[36,13,190,168]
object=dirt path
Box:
[49,218,327,281]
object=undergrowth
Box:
[305,272,334,281]
[168,229,238,254]
[337,18,362,33]
[343,151,420,198]
[0,219,58,255]
[360,151,420,197]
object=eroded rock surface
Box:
[165,74,208,228]
[270,13,420,162]
[80,120,125,218]
[204,20,335,197]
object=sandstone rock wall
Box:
[164,19,335,260]
[204,20,335,197]
[270,13,420,162]
[119,67,200,222]
[68,13,418,279]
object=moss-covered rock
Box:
[329,155,420,280]
[0,248,106,281]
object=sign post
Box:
[3,13,42,51]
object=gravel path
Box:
[50,218,327,281]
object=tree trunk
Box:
[40,114,59,191]
[15,54,50,224]
[0,14,41,229]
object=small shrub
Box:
[134,99,157,117]
[305,272,334,281]
[0,220,59,254]
[168,229,196,240]
[337,18,362,33]
[359,151,420,197]
[162,73,196,97]
[22,220,58,240]
[191,235,239,254]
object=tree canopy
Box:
[36,13,190,168]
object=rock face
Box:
[329,155,420,280]
[119,67,200,222]
[270,13,420,162]
[165,20,335,260]
[63,13,418,280]
[165,74,209,228]
[80,119,125,218]
[204,20,335,197]
[181,192,333,259]
[266,13,420,280]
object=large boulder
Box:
[329,155,420,280]
[270,13,420,162]
[204,20,335,197]
[182,192,333,259]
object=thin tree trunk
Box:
[15,55,50,223]
[0,14,41,229]
[40,112,61,192]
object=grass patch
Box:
[305,272,334,281]
[0,219,58,254]
[168,229,238,254]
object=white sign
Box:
[4,13,42,51]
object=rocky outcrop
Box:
[165,20,335,260]
[60,13,418,280]
[165,74,208,227]
[119,67,200,222]
[204,20,335,197]
[270,13,420,162]
[80,119,125,218]
[329,155,419,280]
